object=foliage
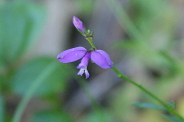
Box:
[0,1,75,122]
[0,0,184,122]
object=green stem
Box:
[83,20,184,121]
[86,37,96,49]
[112,66,184,120]
[12,62,57,122]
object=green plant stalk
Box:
[83,0,184,120]
[86,37,184,120]
[13,62,57,122]
[112,66,184,120]
[86,37,96,49]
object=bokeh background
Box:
[0,0,184,122]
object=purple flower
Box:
[72,16,85,32]
[57,47,113,79]
[77,52,91,79]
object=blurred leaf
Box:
[11,57,74,97]
[0,1,5,7]
[115,40,178,79]
[130,0,173,36]
[0,95,4,122]
[0,1,46,62]
[75,0,94,15]
[33,111,73,122]
[163,114,183,122]
[81,110,113,122]
[133,102,166,111]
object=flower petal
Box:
[77,68,90,79]
[76,52,91,69]
[84,69,90,79]
[91,50,113,69]
[57,47,87,63]
[77,68,84,76]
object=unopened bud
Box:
[72,16,85,32]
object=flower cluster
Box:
[57,16,113,79]
[57,47,113,79]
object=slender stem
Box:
[83,20,184,121]
[112,66,184,120]
[86,37,96,49]
[13,62,57,122]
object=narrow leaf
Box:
[33,111,73,122]
[11,57,74,97]
[133,102,167,111]
[163,114,183,122]
[0,1,46,61]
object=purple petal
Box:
[77,68,84,76]
[91,50,113,69]
[76,52,90,79]
[57,47,87,63]
[72,16,85,32]
[77,52,91,69]
[77,68,90,79]
[84,69,90,79]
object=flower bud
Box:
[72,16,85,32]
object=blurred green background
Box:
[0,0,184,122]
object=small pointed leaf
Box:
[163,114,183,122]
[133,102,167,111]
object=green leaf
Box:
[81,110,113,122]
[80,109,114,122]
[33,111,73,122]
[133,102,167,111]
[0,1,46,61]
[75,0,94,14]
[11,57,74,97]
[0,95,4,122]
[163,114,183,122]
